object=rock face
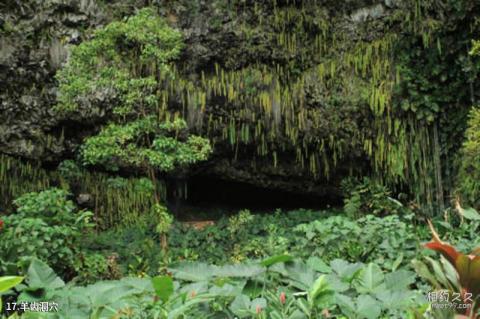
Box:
[0,0,102,160]
[0,0,478,199]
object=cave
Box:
[168,176,343,220]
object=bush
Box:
[341,177,405,217]
[457,107,480,209]
[73,252,116,285]
[0,189,92,277]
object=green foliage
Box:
[166,209,327,264]
[88,209,424,275]
[341,177,405,217]
[227,209,254,239]
[55,7,183,114]
[457,107,480,208]
[18,259,66,300]
[4,257,425,319]
[294,214,420,270]
[0,155,53,211]
[72,253,111,285]
[0,276,23,313]
[0,189,93,276]
[152,204,173,235]
[53,8,212,230]
[81,117,211,172]
[151,275,174,303]
[12,188,78,225]
[5,208,480,318]
[417,220,480,317]
[55,8,212,213]
[0,155,164,229]
[57,160,82,182]
[471,40,480,56]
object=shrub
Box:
[341,177,405,217]
[0,189,92,277]
[457,107,480,209]
[414,220,480,318]
[73,252,111,285]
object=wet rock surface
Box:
[0,0,404,195]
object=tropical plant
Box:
[341,177,405,217]
[0,189,93,276]
[55,7,212,206]
[0,276,23,312]
[414,219,480,318]
[294,214,419,269]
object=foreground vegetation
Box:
[1,187,480,318]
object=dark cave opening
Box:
[168,176,343,220]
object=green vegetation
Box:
[457,107,480,209]
[1,2,480,319]
[2,191,480,318]
[0,189,92,276]
[456,39,480,210]
[413,220,480,318]
[55,7,212,208]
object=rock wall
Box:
[1,0,479,199]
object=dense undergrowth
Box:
[1,186,480,318]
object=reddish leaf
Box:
[424,241,460,266]
[455,255,480,298]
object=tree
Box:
[55,8,212,240]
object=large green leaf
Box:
[170,262,263,282]
[214,264,265,278]
[306,257,331,273]
[337,294,382,319]
[335,294,356,317]
[307,275,334,308]
[283,261,317,291]
[356,295,382,319]
[230,294,252,318]
[411,259,441,289]
[242,279,263,298]
[26,259,65,291]
[384,270,415,291]
[167,294,215,319]
[326,274,350,292]
[0,276,24,312]
[330,259,363,283]
[355,263,385,294]
[375,290,413,309]
[152,275,174,302]
[86,280,140,308]
[180,281,209,296]
[210,281,246,297]
[0,276,24,293]
[169,262,215,282]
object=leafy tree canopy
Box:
[55,8,212,173]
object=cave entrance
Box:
[167,176,342,221]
